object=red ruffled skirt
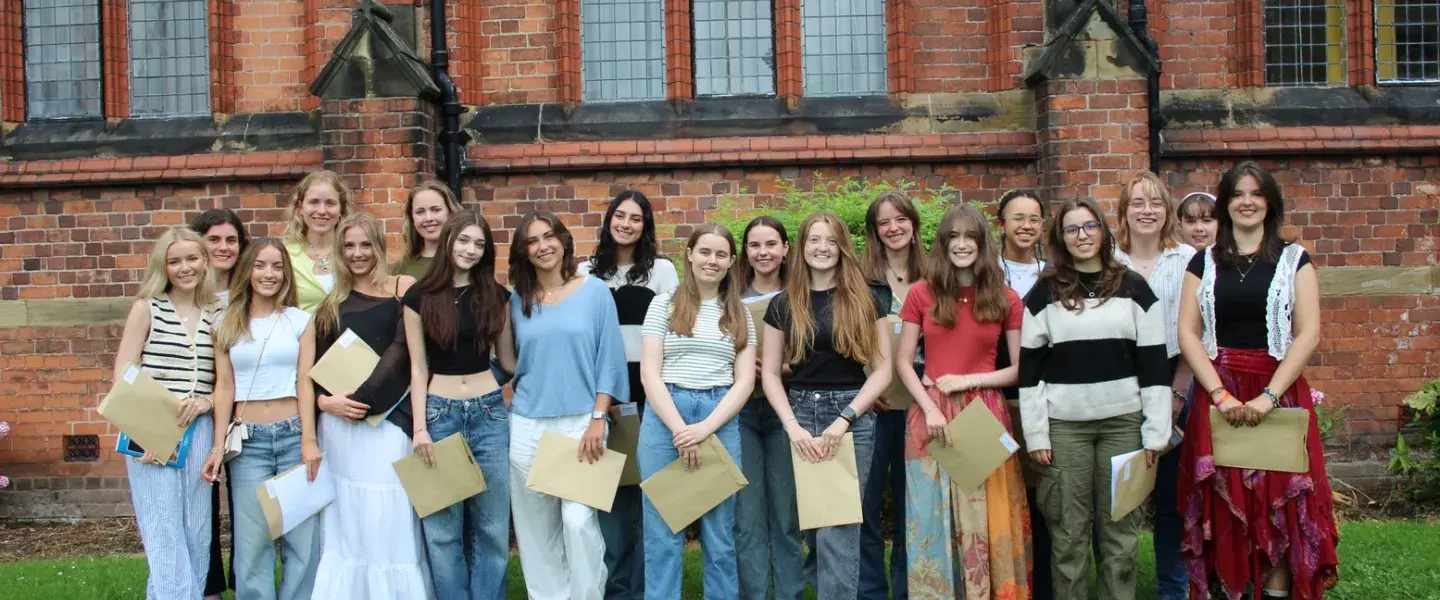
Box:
[1177,348,1340,599]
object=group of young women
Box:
[116,160,1337,600]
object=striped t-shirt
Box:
[1017,270,1173,452]
[641,291,757,390]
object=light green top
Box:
[390,255,434,280]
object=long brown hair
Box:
[863,190,924,282]
[315,213,392,338]
[669,224,749,352]
[926,204,1008,325]
[413,210,508,352]
[509,211,579,317]
[1117,171,1179,253]
[738,216,789,292]
[1214,160,1289,267]
[215,239,299,350]
[784,212,878,364]
[402,180,465,260]
[1042,197,1127,312]
[282,170,354,244]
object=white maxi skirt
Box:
[312,413,432,600]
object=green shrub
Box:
[712,176,990,254]
[1389,378,1440,503]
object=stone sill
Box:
[0,149,324,189]
[0,112,320,162]
[1162,125,1440,157]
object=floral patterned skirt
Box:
[904,387,1032,600]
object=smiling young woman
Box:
[1176,162,1337,600]
[501,211,629,600]
[112,227,221,599]
[307,213,426,599]
[637,223,757,599]
[1018,197,1171,600]
[393,180,466,279]
[580,190,679,598]
[401,210,513,599]
[282,170,355,312]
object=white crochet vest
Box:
[1198,244,1304,360]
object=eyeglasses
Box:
[1127,200,1168,211]
[1062,221,1101,238]
[1005,215,1044,225]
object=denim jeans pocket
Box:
[424,401,449,425]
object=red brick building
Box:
[0,0,1435,518]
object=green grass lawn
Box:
[2,520,1435,599]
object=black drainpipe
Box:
[1128,0,1163,175]
[429,0,469,197]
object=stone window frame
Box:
[0,0,236,122]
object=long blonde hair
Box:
[315,213,392,338]
[669,224,749,352]
[215,239,300,349]
[402,180,464,260]
[1117,171,1179,253]
[283,170,354,244]
[784,212,878,364]
[136,226,216,303]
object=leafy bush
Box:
[1389,378,1440,503]
[712,176,990,254]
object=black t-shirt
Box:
[1185,246,1311,350]
[763,283,891,390]
[401,285,492,375]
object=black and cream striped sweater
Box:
[1018,270,1173,452]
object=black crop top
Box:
[401,285,493,375]
[1185,246,1311,350]
[764,283,892,390]
[314,290,413,435]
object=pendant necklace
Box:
[308,243,332,275]
[1237,253,1259,282]
[1078,279,1098,298]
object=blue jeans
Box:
[229,415,320,600]
[638,384,741,600]
[791,388,875,600]
[1153,400,1190,600]
[600,483,644,600]
[860,408,908,600]
[735,398,805,600]
[420,391,511,600]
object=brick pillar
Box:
[1035,79,1150,214]
[319,98,437,224]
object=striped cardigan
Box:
[1017,270,1173,452]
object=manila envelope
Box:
[393,433,488,518]
[608,403,642,486]
[878,316,912,410]
[791,433,863,530]
[1209,407,1310,473]
[98,364,185,459]
[924,398,1020,492]
[307,329,388,426]
[743,296,773,354]
[1109,449,1159,521]
[525,430,628,512]
[640,435,749,534]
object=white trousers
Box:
[509,413,608,600]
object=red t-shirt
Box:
[899,280,1022,377]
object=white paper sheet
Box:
[266,459,337,536]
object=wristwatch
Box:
[838,406,858,429]
[591,410,609,423]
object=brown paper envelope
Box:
[743,296,773,354]
[1109,449,1159,521]
[791,433,863,530]
[1209,407,1309,473]
[880,316,912,410]
[924,398,1020,492]
[98,364,185,459]
[608,404,643,486]
[525,430,628,512]
[308,329,386,425]
[639,435,749,534]
[393,433,488,518]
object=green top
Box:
[390,255,433,280]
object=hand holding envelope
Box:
[791,433,863,530]
[308,329,389,426]
[98,364,186,461]
[639,435,748,533]
[923,398,1020,492]
[525,430,628,512]
[608,403,642,486]
[1209,406,1310,473]
[1109,448,1159,521]
[393,433,488,518]
[257,461,336,540]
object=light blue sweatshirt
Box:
[509,276,630,418]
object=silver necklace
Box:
[1077,278,1098,298]
[308,243,332,274]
